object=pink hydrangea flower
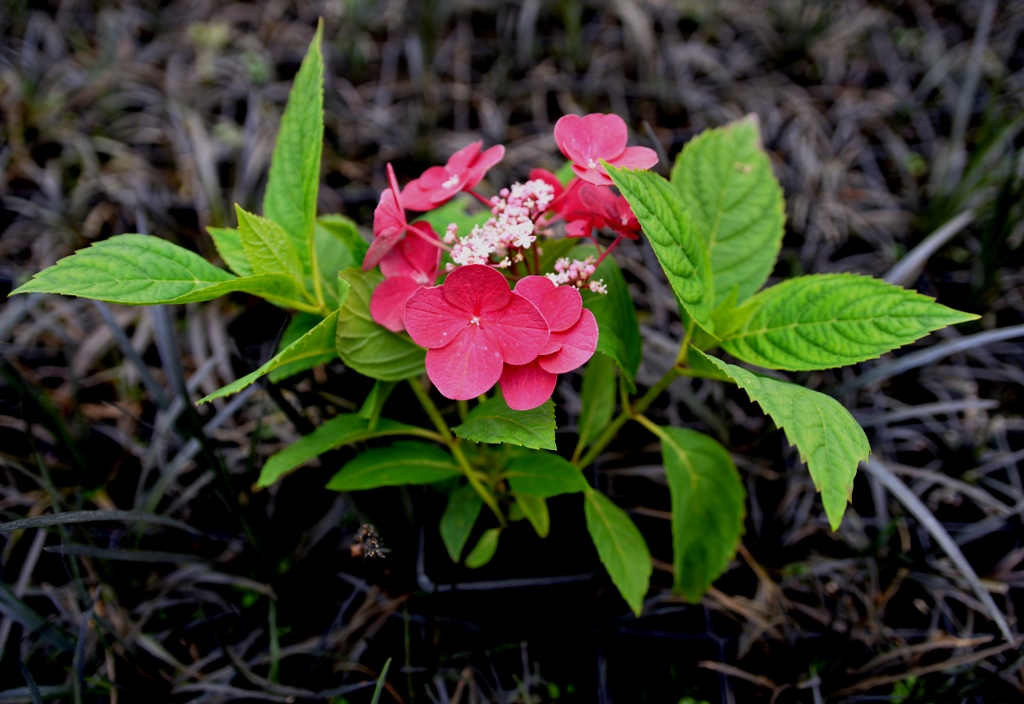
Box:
[564,183,641,239]
[401,141,505,211]
[499,276,599,410]
[369,224,441,332]
[364,163,411,270]
[554,113,658,186]
[404,265,549,400]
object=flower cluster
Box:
[364,112,658,408]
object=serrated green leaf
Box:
[326,441,461,491]
[465,527,501,568]
[721,273,980,371]
[700,351,870,530]
[197,310,338,404]
[268,312,337,383]
[208,226,252,276]
[503,451,588,497]
[440,484,483,562]
[584,489,652,617]
[258,412,422,488]
[515,494,551,538]
[658,427,745,601]
[335,268,426,381]
[11,234,236,303]
[316,215,367,308]
[578,352,617,450]
[671,115,785,306]
[574,245,642,390]
[452,396,556,450]
[235,206,303,283]
[263,22,323,267]
[605,165,714,331]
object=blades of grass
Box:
[883,210,975,287]
[71,602,93,704]
[0,581,75,652]
[92,300,169,408]
[861,459,1013,641]
[0,529,46,656]
[16,658,43,704]
[44,545,211,563]
[0,510,200,535]
[269,600,280,684]
[370,658,392,704]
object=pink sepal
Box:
[426,326,504,400]
[539,309,598,374]
[499,359,557,411]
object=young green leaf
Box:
[335,268,426,381]
[699,351,870,530]
[503,451,588,497]
[604,165,714,331]
[358,380,398,428]
[515,494,550,538]
[452,396,556,450]
[721,273,980,371]
[574,245,642,389]
[315,215,367,308]
[317,214,369,262]
[670,115,785,306]
[326,441,461,491]
[262,22,324,266]
[235,206,304,284]
[465,528,501,568]
[658,427,745,601]
[258,413,423,488]
[440,484,484,562]
[197,310,338,404]
[268,312,338,383]
[577,353,617,450]
[207,226,252,276]
[584,489,652,617]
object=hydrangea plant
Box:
[11,28,978,614]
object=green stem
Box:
[308,224,327,313]
[633,413,668,441]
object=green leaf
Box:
[670,115,785,306]
[700,351,870,530]
[452,396,556,450]
[515,494,550,538]
[440,484,483,562]
[720,273,980,371]
[315,215,367,308]
[263,22,324,266]
[604,165,714,331]
[258,412,422,488]
[538,237,579,274]
[464,528,501,568]
[584,489,652,617]
[197,311,338,404]
[235,206,303,283]
[335,268,426,381]
[208,226,252,276]
[326,441,461,491]
[268,312,337,382]
[577,352,617,450]
[574,245,642,389]
[503,451,588,497]
[658,427,745,601]
[317,214,369,262]
[358,380,398,428]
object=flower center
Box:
[442,173,460,189]
[587,158,598,169]
[469,316,481,326]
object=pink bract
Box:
[364,163,409,270]
[369,224,441,332]
[554,113,658,186]
[401,141,505,211]
[404,265,549,401]
[499,277,599,410]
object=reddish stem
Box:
[467,189,495,207]
[595,234,624,267]
[408,222,452,251]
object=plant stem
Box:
[308,224,327,313]
[633,413,667,441]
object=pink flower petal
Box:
[426,325,504,400]
[565,217,596,238]
[465,144,505,188]
[540,285,583,333]
[480,293,549,366]
[499,359,557,411]
[441,264,512,315]
[513,276,555,309]
[609,145,659,172]
[554,115,592,167]
[405,287,471,349]
[396,223,441,282]
[539,309,598,374]
[580,113,628,162]
[446,141,483,175]
[528,168,563,200]
[578,184,619,221]
[400,177,439,212]
[369,276,421,332]
[571,162,614,186]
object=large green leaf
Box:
[577,352,617,450]
[503,451,588,497]
[584,489,651,617]
[659,427,745,601]
[605,165,714,331]
[721,273,980,371]
[235,206,304,283]
[700,351,870,530]
[440,484,483,562]
[315,215,367,308]
[262,22,323,268]
[326,441,461,490]
[258,412,422,488]
[268,313,337,383]
[574,245,642,389]
[452,396,556,450]
[208,226,252,277]
[197,311,338,404]
[335,268,426,381]
[670,116,785,306]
